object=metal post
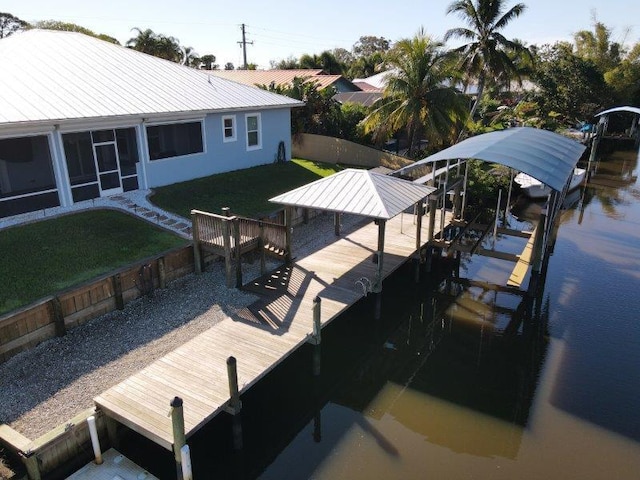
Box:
[428,198,437,240]
[285,206,293,262]
[505,169,514,223]
[493,189,502,248]
[461,160,469,219]
[170,397,186,480]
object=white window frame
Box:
[245,113,262,151]
[222,115,237,143]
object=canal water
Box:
[122,148,640,479]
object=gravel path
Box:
[0,212,366,439]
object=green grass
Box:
[0,210,186,315]
[151,159,342,218]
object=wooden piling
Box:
[21,452,41,480]
[334,212,341,236]
[285,206,293,263]
[190,211,202,275]
[311,296,322,376]
[259,221,266,275]
[170,397,186,480]
[113,274,124,310]
[226,356,243,450]
[428,198,437,240]
[50,297,66,337]
[158,256,167,289]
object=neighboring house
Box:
[333,91,382,108]
[0,30,303,219]
[210,69,361,94]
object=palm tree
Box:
[445,0,530,120]
[363,30,468,157]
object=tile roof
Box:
[0,30,303,126]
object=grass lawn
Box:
[151,159,342,218]
[0,210,186,315]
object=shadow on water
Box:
[119,251,550,479]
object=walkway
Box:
[0,190,192,238]
[94,210,451,450]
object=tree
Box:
[299,51,345,74]
[224,62,235,70]
[127,27,181,62]
[532,43,611,122]
[353,35,391,58]
[363,30,468,157]
[574,18,623,73]
[0,12,29,38]
[32,20,119,44]
[445,0,531,120]
[199,54,218,70]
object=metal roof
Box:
[269,168,436,220]
[595,106,640,116]
[396,127,586,193]
[209,69,354,91]
[0,30,303,126]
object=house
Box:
[0,30,303,219]
[209,69,361,94]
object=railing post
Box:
[190,211,202,274]
[233,218,243,288]
[285,206,293,262]
[259,221,266,275]
[170,397,186,480]
[222,217,233,288]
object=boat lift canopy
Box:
[395,127,586,193]
[595,106,640,117]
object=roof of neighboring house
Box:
[352,81,381,92]
[0,30,303,127]
[334,91,382,107]
[353,70,395,90]
[210,69,360,92]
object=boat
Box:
[515,167,586,199]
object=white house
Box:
[0,30,303,219]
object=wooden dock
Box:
[95,211,450,450]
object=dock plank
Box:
[95,212,450,450]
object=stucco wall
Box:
[145,108,293,187]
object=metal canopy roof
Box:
[595,106,640,116]
[396,127,586,193]
[0,30,303,126]
[269,168,435,220]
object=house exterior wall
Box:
[0,107,294,219]
[144,108,293,188]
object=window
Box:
[222,115,236,143]
[146,121,204,160]
[0,135,59,217]
[245,113,262,150]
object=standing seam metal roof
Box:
[0,30,303,126]
[396,127,586,193]
[269,169,435,220]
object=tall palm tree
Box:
[363,30,468,157]
[445,0,530,120]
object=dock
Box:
[95,211,450,451]
[66,449,158,480]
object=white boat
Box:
[515,167,586,199]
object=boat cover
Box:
[395,127,586,193]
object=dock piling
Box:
[170,397,186,480]
[312,297,322,376]
[227,356,243,450]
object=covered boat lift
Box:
[395,127,586,291]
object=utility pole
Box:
[237,23,253,69]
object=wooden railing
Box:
[191,209,288,288]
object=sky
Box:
[3,0,640,69]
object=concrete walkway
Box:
[0,190,192,238]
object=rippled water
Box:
[124,148,640,480]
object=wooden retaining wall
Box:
[0,408,107,480]
[0,244,214,364]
